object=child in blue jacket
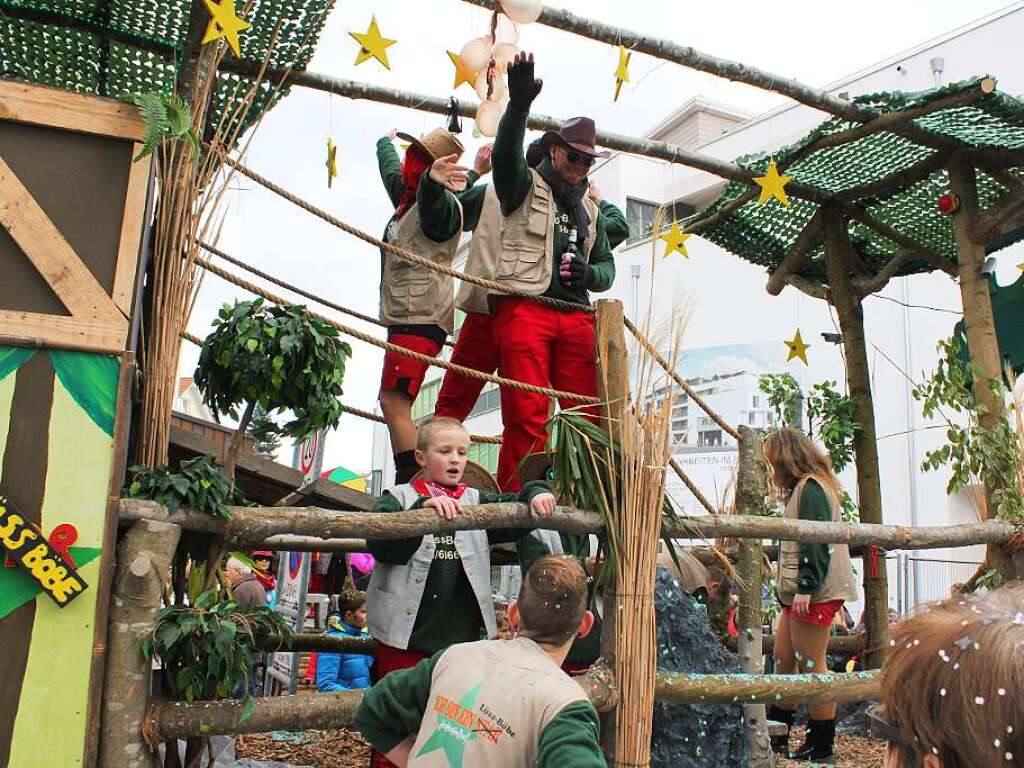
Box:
[317,591,374,692]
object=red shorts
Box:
[379,333,443,399]
[783,599,845,627]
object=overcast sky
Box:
[181,0,1017,474]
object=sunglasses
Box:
[865,704,907,745]
[560,147,595,168]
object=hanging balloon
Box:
[493,14,520,44]
[475,99,503,137]
[491,43,518,74]
[499,0,542,24]
[474,69,508,102]
[460,36,493,72]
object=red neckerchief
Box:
[412,477,467,500]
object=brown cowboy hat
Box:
[395,127,465,162]
[411,460,499,495]
[541,116,610,159]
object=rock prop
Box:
[651,567,748,767]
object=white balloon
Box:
[493,14,520,44]
[474,70,508,101]
[491,43,518,74]
[460,36,493,73]
[499,0,542,24]
[475,99,503,138]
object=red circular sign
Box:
[299,432,319,475]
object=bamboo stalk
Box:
[118,498,1022,550]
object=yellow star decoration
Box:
[785,329,811,365]
[1018,261,1024,271]
[447,50,478,91]
[659,221,691,259]
[754,159,793,207]
[350,15,396,70]
[613,44,631,102]
[326,138,338,189]
[201,0,250,58]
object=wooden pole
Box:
[149,667,617,741]
[735,427,773,767]
[595,299,630,763]
[655,670,880,707]
[948,155,1024,581]
[98,520,181,768]
[822,207,890,668]
[119,499,1021,550]
[726,633,866,656]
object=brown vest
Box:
[777,478,859,605]
[457,173,599,315]
[380,202,462,333]
[406,637,592,768]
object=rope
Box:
[197,257,601,404]
[179,330,504,444]
[623,317,740,440]
[214,149,595,315]
[668,455,718,515]
[201,241,454,348]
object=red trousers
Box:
[369,643,430,768]
[493,298,599,491]
[433,313,497,421]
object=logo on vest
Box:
[418,681,484,767]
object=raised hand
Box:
[428,153,470,192]
[507,52,543,111]
[474,143,494,175]
[424,495,462,521]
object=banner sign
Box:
[0,494,87,607]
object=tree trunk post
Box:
[99,519,182,768]
[735,427,775,767]
[948,155,1024,581]
[595,299,629,763]
[822,207,890,668]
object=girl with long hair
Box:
[763,427,859,763]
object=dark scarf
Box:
[537,157,591,251]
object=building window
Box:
[749,412,756,425]
[667,199,696,223]
[626,198,659,239]
[752,394,760,409]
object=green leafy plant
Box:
[194,298,353,481]
[121,91,200,160]
[247,403,282,457]
[758,373,802,428]
[805,380,860,473]
[141,589,292,726]
[913,335,1024,521]
[124,455,240,520]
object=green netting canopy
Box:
[690,77,1024,285]
[0,0,336,138]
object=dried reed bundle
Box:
[136,34,281,466]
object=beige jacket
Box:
[406,637,590,767]
[380,202,462,333]
[457,172,598,314]
[777,478,859,605]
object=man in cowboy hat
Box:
[374,126,479,484]
[476,51,616,491]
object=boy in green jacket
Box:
[356,554,606,768]
[364,417,556,768]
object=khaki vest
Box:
[407,637,593,768]
[457,173,599,315]
[380,202,462,334]
[777,478,859,605]
[365,485,497,649]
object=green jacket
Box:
[354,647,606,768]
[367,481,549,653]
[491,106,616,305]
[795,479,832,595]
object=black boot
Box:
[767,705,794,757]
[790,717,836,764]
[394,450,419,484]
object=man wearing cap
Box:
[481,51,616,491]
[375,127,473,484]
